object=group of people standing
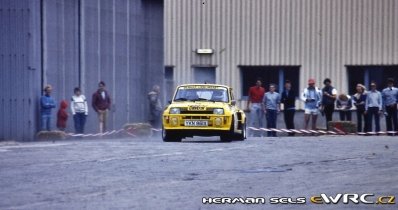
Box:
[40,81,163,135]
[40,81,111,134]
[247,77,398,136]
[247,79,297,137]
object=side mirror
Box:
[231,100,236,106]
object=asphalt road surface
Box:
[0,135,397,210]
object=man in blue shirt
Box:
[365,82,383,133]
[40,85,56,131]
[382,78,398,135]
[263,84,281,137]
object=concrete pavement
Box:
[0,136,397,210]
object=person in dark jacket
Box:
[280,80,296,136]
[321,78,337,128]
[92,81,112,133]
[56,100,68,131]
[40,85,56,131]
[353,84,368,132]
[148,85,163,129]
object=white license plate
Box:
[184,120,208,127]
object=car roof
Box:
[177,84,230,89]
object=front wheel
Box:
[220,134,232,142]
[162,127,182,142]
[234,123,246,141]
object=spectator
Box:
[262,84,281,137]
[281,80,296,136]
[71,87,88,134]
[336,94,352,121]
[301,79,322,130]
[148,85,163,129]
[365,82,382,133]
[56,100,68,131]
[382,78,398,136]
[92,81,111,133]
[40,85,56,131]
[321,78,337,126]
[353,84,368,132]
[246,78,266,136]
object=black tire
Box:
[220,134,232,142]
[234,122,246,141]
[162,127,182,142]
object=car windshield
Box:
[174,86,229,102]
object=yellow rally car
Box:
[162,84,247,142]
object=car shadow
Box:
[182,140,236,143]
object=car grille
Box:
[180,111,213,114]
[180,107,214,115]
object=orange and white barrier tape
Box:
[247,126,397,135]
[66,127,162,138]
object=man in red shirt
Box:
[247,79,266,136]
[92,81,112,133]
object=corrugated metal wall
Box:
[42,0,80,133]
[0,0,42,141]
[0,0,164,141]
[165,0,398,106]
[43,0,164,134]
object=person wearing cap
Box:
[336,94,352,121]
[353,84,368,132]
[247,78,266,136]
[321,78,338,126]
[281,80,296,136]
[148,85,163,129]
[40,85,56,131]
[301,79,322,130]
[382,78,398,135]
[365,82,382,133]
[262,84,281,137]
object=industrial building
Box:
[2,0,398,141]
[0,0,163,141]
[164,0,398,108]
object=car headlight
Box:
[213,108,224,115]
[169,108,181,114]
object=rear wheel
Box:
[162,127,182,142]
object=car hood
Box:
[168,101,230,109]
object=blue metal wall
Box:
[0,0,164,141]
[0,0,42,141]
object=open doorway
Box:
[347,65,398,94]
[165,66,174,101]
[240,66,300,99]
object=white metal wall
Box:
[165,0,398,104]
